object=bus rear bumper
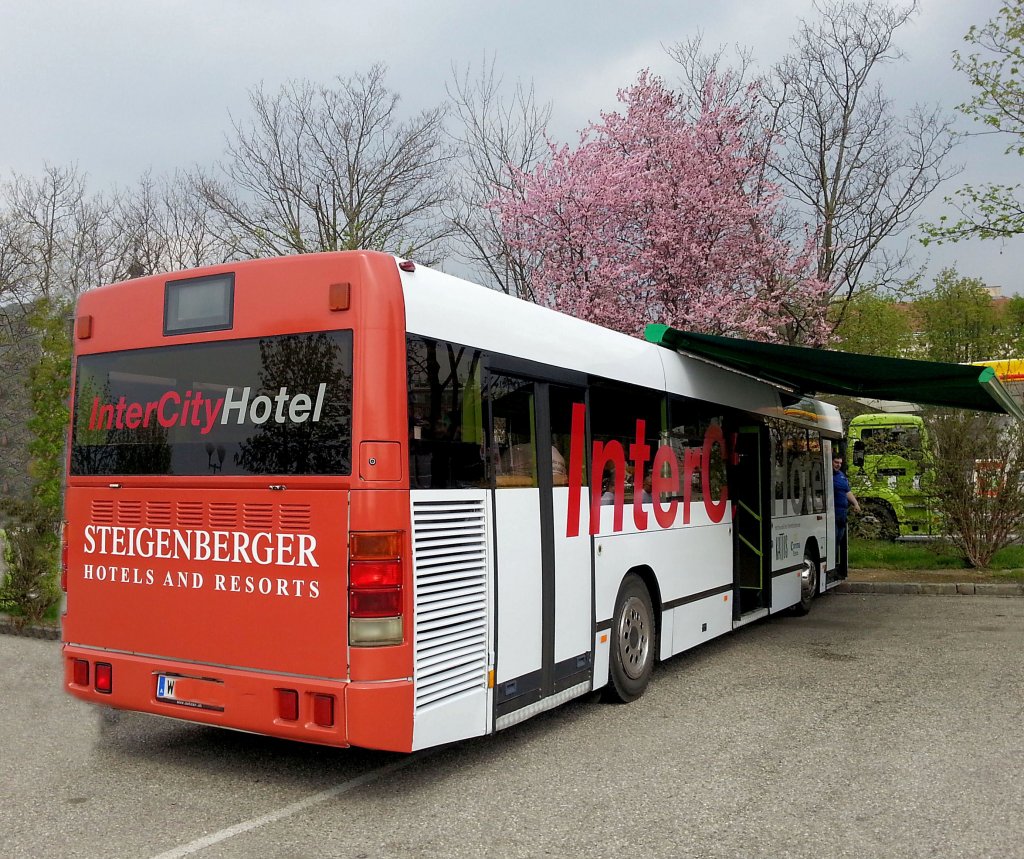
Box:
[62,645,415,752]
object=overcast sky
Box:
[1,0,1019,292]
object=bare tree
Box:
[196,64,453,264]
[763,0,959,317]
[0,166,127,503]
[667,34,760,112]
[0,209,35,502]
[2,164,122,300]
[112,171,231,278]
[446,57,552,299]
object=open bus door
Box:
[732,423,771,618]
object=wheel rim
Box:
[800,557,816,602]
[617,595,651,680]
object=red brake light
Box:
[73,659,89,686]
[349,560,401,589]
[95,663,112,694]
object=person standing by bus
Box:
[832,453,860,545]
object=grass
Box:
[850,537,1024,580]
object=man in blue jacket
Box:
[833,453,861,548]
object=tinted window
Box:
[667,396,727,504]
[407,337,486,489]
[490,374,537,488]
[71,331,352,476]
[769,421,826,515]
[591,381,663,503]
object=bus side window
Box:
[667,396,727,504]
[591,380,663,503]
[406,336,486,489]
[490,375,537,488]
[549,384,585,488]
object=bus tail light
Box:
[349,586,402,616]
[73,659,89,687]
[95,663,113,694]
[348,531,403,647]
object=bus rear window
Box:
[71,331,352,476]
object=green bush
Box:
[0,299,70,625]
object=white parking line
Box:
[149,754,425,858]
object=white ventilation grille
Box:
[412,495,490,712]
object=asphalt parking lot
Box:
[1,592,1022,859]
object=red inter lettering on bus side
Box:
[566,402,587,538]
[591,439,626,535]
[630,420,651,531]
[651,445,679,528]
[702,424,729,523]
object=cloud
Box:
[0,0,1018,290]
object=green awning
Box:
[644,325,1024,421]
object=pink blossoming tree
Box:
[492,71,830,345]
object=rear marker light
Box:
[398,260,415,272]
[95,663,112,694]
[73,659,89,686]
[276,689,299,721]
[313,693,335,727]
[329,281,351,311]
[76,314,93,339]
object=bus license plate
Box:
[156,675,177,700]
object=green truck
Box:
[846,412,939,540]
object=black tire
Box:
[603,574,656,703]
[853,501,899,542]
[791,549,818,616]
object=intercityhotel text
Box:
[86,383,329,435]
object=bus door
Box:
[487,367,592,727]
[732,423,770,617]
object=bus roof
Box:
[398,261,842,436]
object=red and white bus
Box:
[62,250,844,752]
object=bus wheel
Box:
[792,551,818,616]
[604,574,655,703]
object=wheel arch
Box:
[804,536,821,567]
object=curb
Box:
[835,581,1024,596]
[0,614,61,641]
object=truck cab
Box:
[847,413,938,540]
